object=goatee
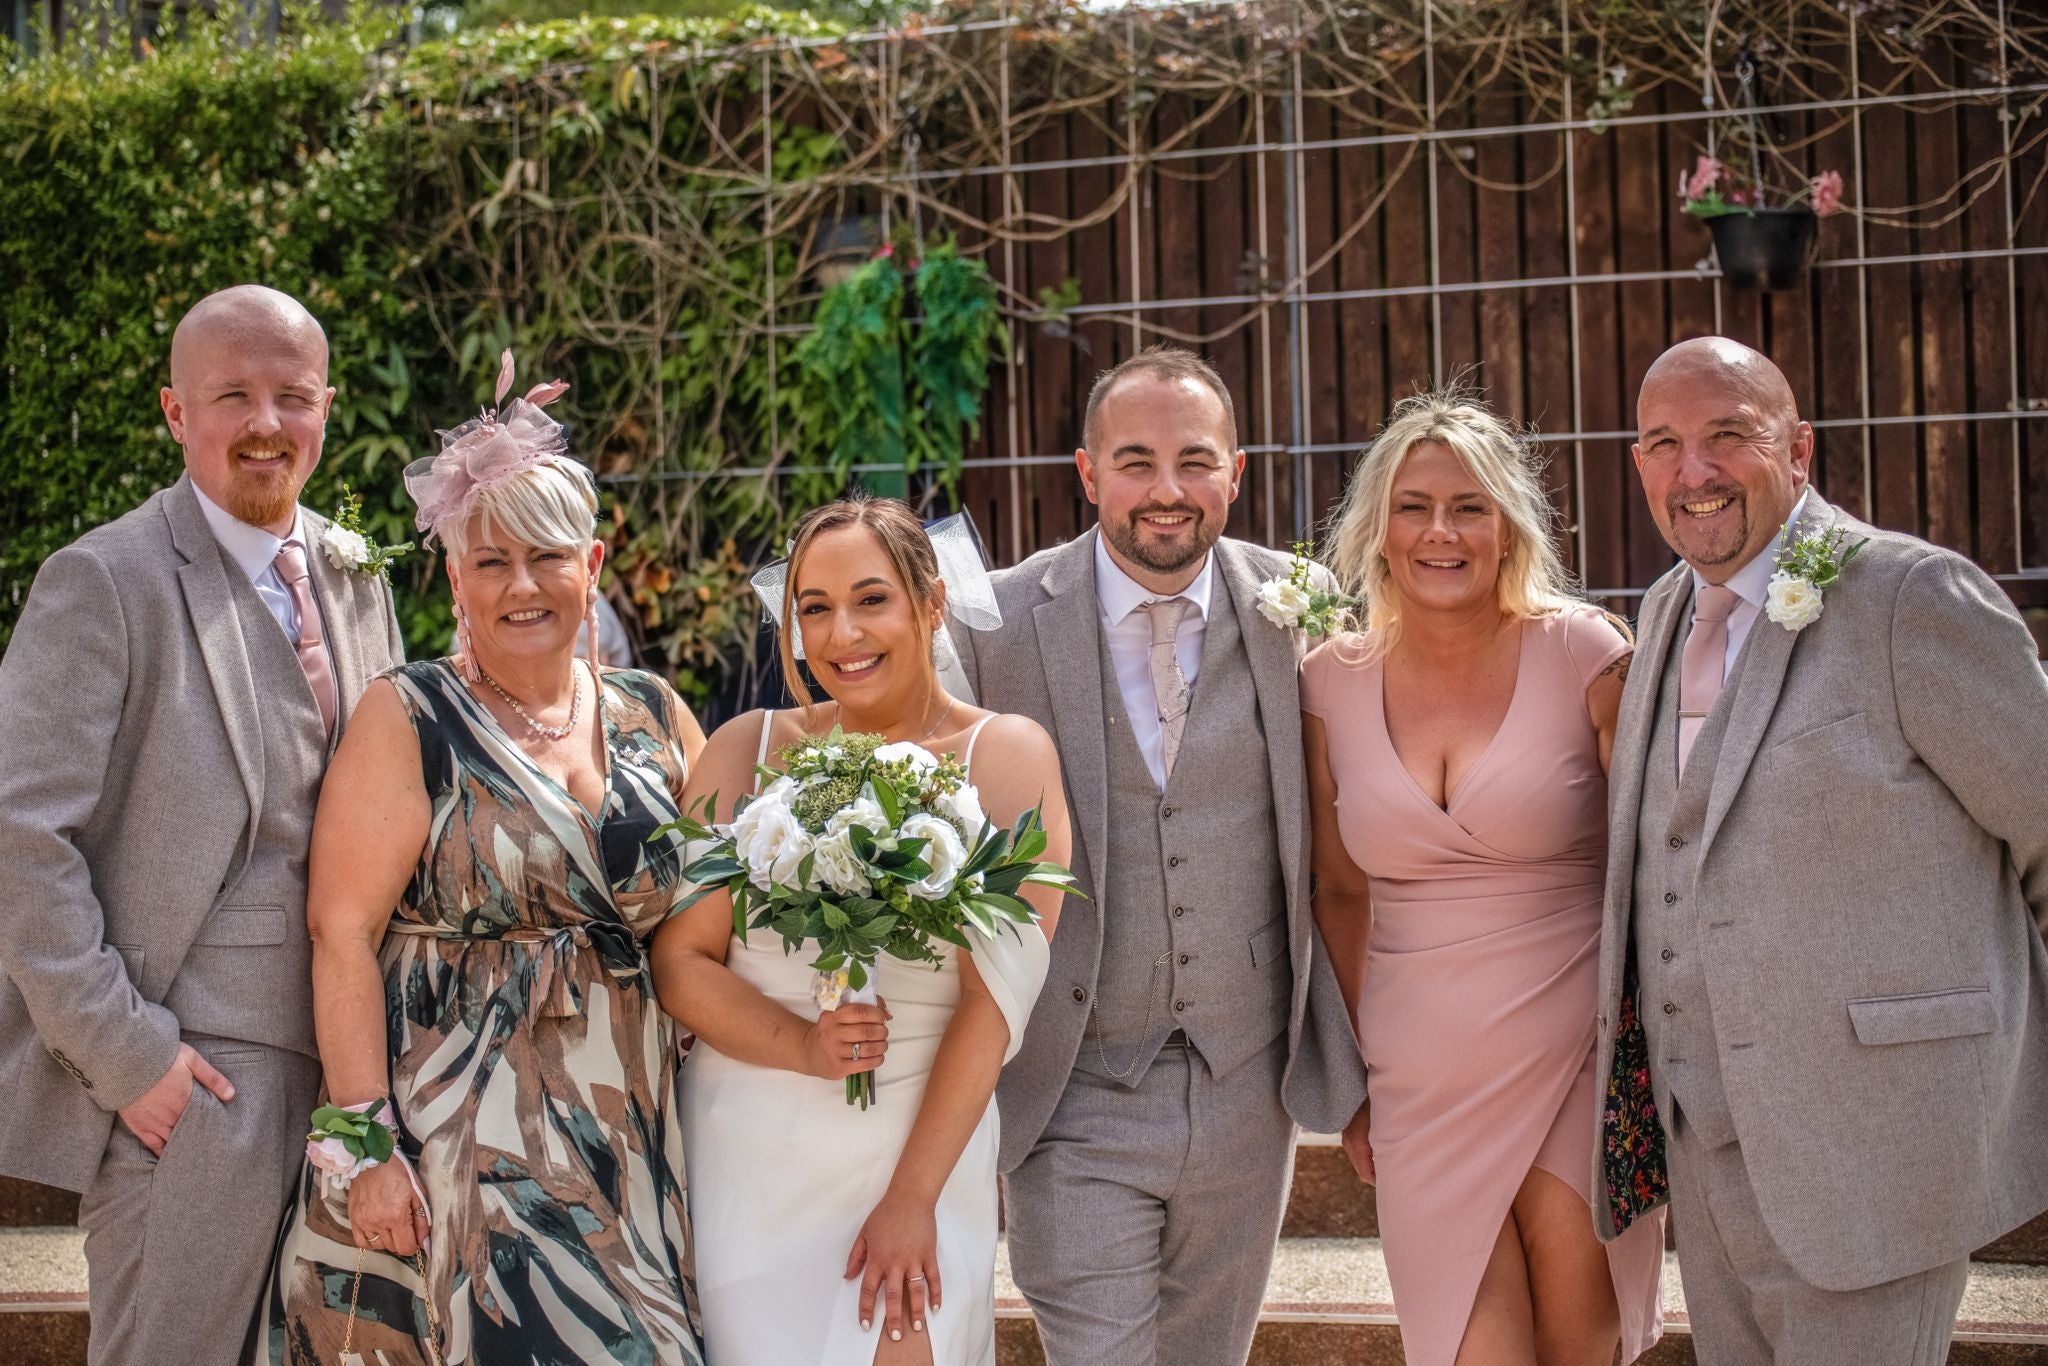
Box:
[1104,505,1216,574]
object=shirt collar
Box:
[1692,486,1812,611]
[191,483,305,586]
[1093,531,1216,628]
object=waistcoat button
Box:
[1072,987,1086,1003]
[1668,836,1684,850]
[1663,891,1678,904]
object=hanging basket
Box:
[1704,207,1819,291]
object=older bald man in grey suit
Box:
[1593,337,2048,1365]
[0,286,405,1365]
[954,347,1367,1365]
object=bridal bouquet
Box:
[665,727,1077,1108]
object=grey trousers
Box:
[1004,1036,1296,1366]
[75,1036,322,1366]
[1667,1104,1970,1366]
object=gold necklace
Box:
[479,661,582,742]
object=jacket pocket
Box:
[192,907,289,947]
[1761,712,1868,773]
[1847,988,1996,1046]
[1249,918,1287,969]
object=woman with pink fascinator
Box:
[262,354,710,1365]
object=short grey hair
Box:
[441,459,599,560]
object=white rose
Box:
[729,787,813,889]
[873,741,941,773]
[320,524,371,572]
[809,827,873,896]
[825,794,889,839]
[1764,571,1825,631]
[935,781,989,842]
[1255,577,1311,629]
[901,813,969,900]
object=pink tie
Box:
[1142,597,1193,780]
[273,542,339,738]
[1678,584,1741,776]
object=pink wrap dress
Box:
[1302,608,1665,1366]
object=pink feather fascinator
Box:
[403,349,574,543]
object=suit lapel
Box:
[1033,531,1111,912]
[1214,540,1309,914]
[1602,565,1686,998]
[300,508,357,748]
[165,478,267,863]
[1697,493,1840,858]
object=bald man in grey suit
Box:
[0,287,405,1365]
[1593,337,2048,1365]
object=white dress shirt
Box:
[1094,533,1215,790]
[1688,487,1812,678]
[191,484,311,646]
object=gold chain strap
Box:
[339,1242,444,1366]
[1088,949,1175,1081]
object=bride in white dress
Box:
[654,495,1069,1366]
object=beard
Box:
[1662,482,1751,566]
[1103,502,1218,575]
[221,435,308,529]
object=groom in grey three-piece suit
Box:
[955,347,1367,1365]
[0,287,404,1365]
[1594,337,2048,1365]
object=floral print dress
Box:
[265,659,705,1366]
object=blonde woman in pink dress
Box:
[1302,390,1666,1366]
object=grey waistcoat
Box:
[1634,605,1747,1147]
[1079,582,1291,1086]
[159,559,330,1056]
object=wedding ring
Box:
[413,1205,429,1218]
[368,1233,382,1246]
[907,1275,926,1283]
[852,1042,862,1060]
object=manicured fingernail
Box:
[914,1320,923,1332]
[891,1329,902,1341]
[861,1321,870,1332]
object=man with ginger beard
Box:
[951,346,1367,1364]
[1591,336,2048,1364]
[0,285,405,1365]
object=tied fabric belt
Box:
[385,919,647,1018]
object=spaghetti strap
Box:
[960,715,997,776]
[753,710,776,794]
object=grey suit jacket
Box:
[0,476,405,1191]
[1593,492,2048,1289]
[956,530,1370,1172]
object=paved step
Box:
[993,1236,2048,1364]
[1,1225,2042,1362]
[1285,1135,2048,1265]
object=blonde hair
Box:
[779,492,943,708]
[442,459,600,560]
[1323,387,1581,663]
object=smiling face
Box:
[161,286,333,534]
[447,521,602,674]
[1078,373,1244,593]
[791,523,946,709]
[1380,439,1509,618]
[1633,339,1814,582]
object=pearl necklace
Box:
[480,662,582,743]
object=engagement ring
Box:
[852,1042,862,1060]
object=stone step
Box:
[992,1236,2048,1365]
[1283,1136,2048,1267]
[1,1225,2042,1363]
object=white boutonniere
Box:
[1256,541,1352,636]
[321,483,413,578]
[1765,523,1867,632]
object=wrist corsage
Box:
[306,1097,399,1187]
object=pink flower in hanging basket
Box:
[1810,170,1845,217]
[1682,155,1724,202]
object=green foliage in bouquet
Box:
[658,725,1079,1108]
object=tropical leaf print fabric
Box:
[265,659,705,1366]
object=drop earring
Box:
[585,590,602,671]
[454,603,482,684]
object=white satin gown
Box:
[681,714,1051,1365]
